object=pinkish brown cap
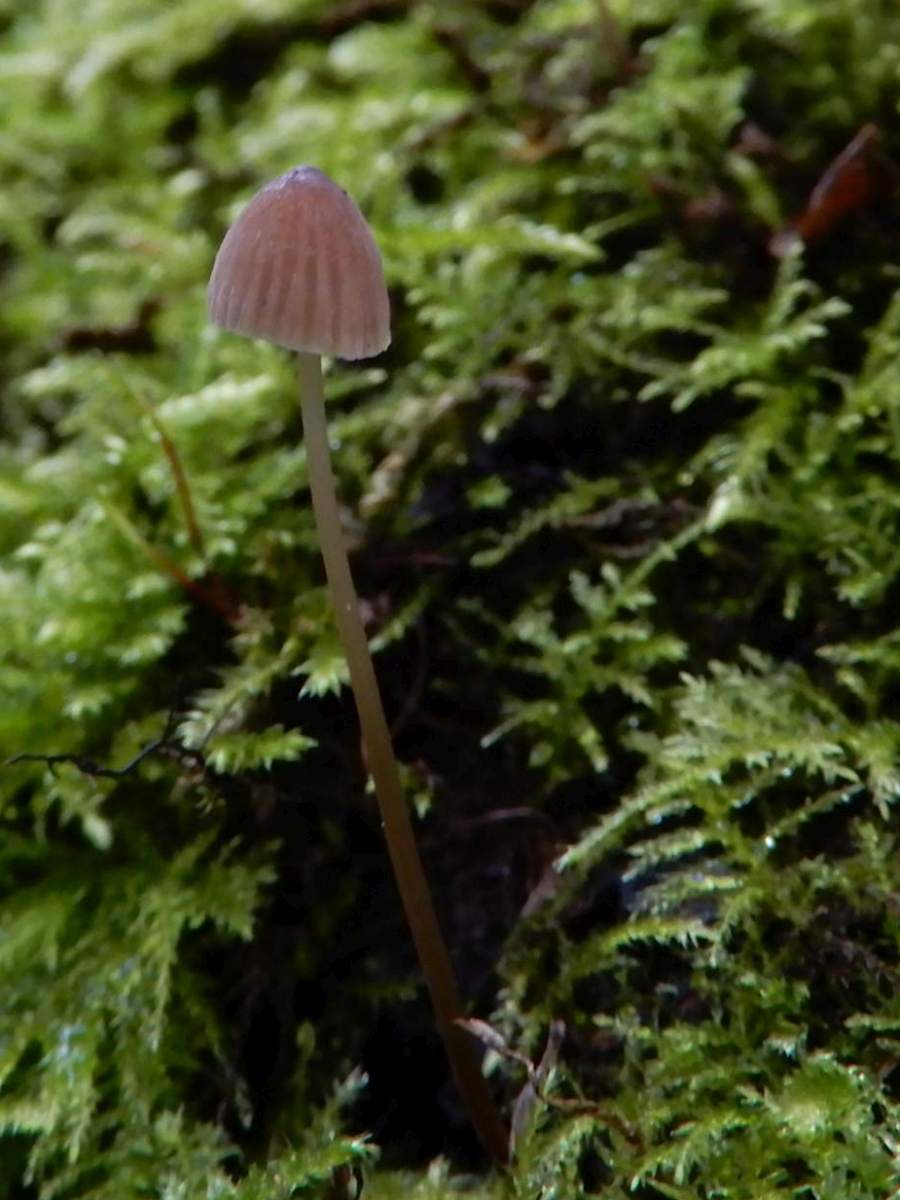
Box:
[208,166,390,361]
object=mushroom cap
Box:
[208,166,390,361]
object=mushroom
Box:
[208,166,508,1164]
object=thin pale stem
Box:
[297,352,508,1165]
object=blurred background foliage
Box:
[1,0,899,1196]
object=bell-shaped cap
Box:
[208,166,390,361]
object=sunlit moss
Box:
[0,0,899,1196]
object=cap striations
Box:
[208,166,390,361]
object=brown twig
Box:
[103,500,238,623]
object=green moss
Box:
[1,0,899,1195]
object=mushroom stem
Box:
[297,351,508,1166]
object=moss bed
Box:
[0,1,899,1196]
